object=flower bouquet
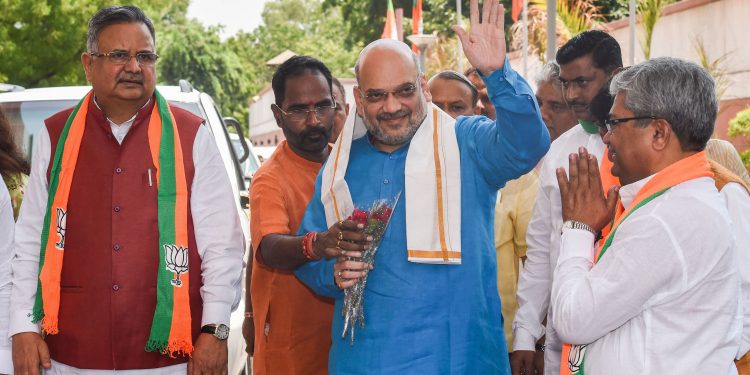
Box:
[341,192,401,344]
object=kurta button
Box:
[383,178,390,185]
[113,244,121,251]
[115,167,123,174]
[112,284,120,291]
[113,206,121,212]
[389,154,395,160]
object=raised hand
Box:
[452,0,507,76]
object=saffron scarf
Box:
[32,90,194,357]
[560,151,714,375]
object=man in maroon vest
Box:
[9,5,245,374]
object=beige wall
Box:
[606,0,749,100]
[508,0,749,148]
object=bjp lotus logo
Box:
[568,344,587,374]
[164,244,189,287]
[55,208,67,250]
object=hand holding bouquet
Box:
[333,193,400,344]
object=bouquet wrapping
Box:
[341,192,400,344]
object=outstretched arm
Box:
[453,0,550,187]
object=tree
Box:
[158,19,250,126]
[228,0,361,101]
[0,0,188,88]
[728,107,750,169]
[637,0,677,59]
[508,0,605,63]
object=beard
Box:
[287,123,332,153]
[362,98,428,146]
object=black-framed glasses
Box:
[89,50,160,66]
[359,81,419,104]
[604,116,659,132]
[274,102,337,123]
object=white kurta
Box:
[9,116,245,373]
[721,182,750,358]
[552,176,741,374]
[0,178,14,373]
[512,124,605,373]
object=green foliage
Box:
[729,107,750,168]
[0,0,188,88]
[158,19,250,126]
[729,107,750,138]
[637,0,677,60]
[229,0,361,101]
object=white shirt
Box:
[9,116,246,373]
[721,182,750,358]
[513,124,605,373]
[551,176,741,374]
[0,178,14,373]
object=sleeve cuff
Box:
[480,58,512,90]
[512,328,538,351]
[201,301,232,327]
[8,309,39,337]
[557,228,596,266]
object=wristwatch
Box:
[201,324,230,340]
[561,220,596,236]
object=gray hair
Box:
[87,6,155,52]
[535,61,562,87]
[609,57,717,151]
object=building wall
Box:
[508,0,749,150]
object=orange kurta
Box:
[250,141,334,375]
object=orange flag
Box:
[381,0,398,40]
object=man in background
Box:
[427,70,479,118]
[535,62,577,141]
[329,77,349,144]
[512,30,623,375]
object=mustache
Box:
[300,126,328,139]
[377,109,411,121]
[118,75,144,84]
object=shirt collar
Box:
[619,174,655,209]
[93,95,151,127]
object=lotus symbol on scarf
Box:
[165,244,189,287]
[55,208,67,250]
[568,344,587,374]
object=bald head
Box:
[352,39,430,153]
[355,39,420,83]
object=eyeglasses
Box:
[604,116,659,132]
[89,50,160,66]
[359,82,419,104]
[274,103,337,123]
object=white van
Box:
[0,81,251,375]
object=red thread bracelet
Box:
[302,232,320,260]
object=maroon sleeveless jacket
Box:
[43,96,205,369]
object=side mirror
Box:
[224,117,250,163]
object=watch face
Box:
[215,324,230,340]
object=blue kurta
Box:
[295,62,550,374]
